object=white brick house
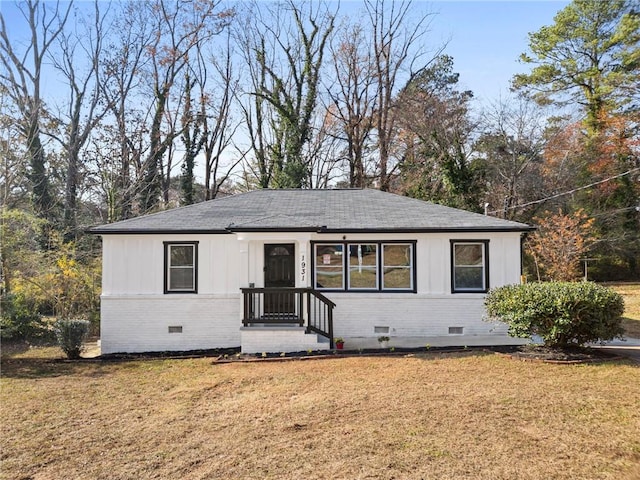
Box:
[90,189,533,354]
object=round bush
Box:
[485,282,624,347]
[54,318,90,359]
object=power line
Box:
[487,167,640,215]
[592,205,640,218]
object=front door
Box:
[264,244,296,316]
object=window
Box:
[451,241,489,293]
[348,244,378,290]
[314,244,344,289]
[382,244,413,290]
[313,241,415,292]
[164,242,198,293]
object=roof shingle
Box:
[89,189,533,234]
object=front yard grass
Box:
[1,349,639,479]
[610,283,640,338]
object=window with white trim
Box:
[164,242,198,293]
[313,241,415,292]
[451,241,489,293]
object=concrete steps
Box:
[240,325,330,354]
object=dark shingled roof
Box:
[89,189,533,234]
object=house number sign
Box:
[300,254,306,283]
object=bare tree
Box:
[234,6,277,188]
[138,0,232,213]
[327,22,377,187]
[45,1,113,239]
[476,96,546,220]
[237,0,335,189]
[97,1,154,221]
[0,0,72,222]
[305,108,343,188]
[197,31,243,200]
[365,0,435,191]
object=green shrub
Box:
[54,319,90,359]
[485,282,624,347]
[0,293,53,342]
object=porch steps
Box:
[240,325,331,354]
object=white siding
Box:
[99,230,523,353]
[101,234,239,295]
[325,293,506,340]
[100,295,239,354]
[100,234,242,353]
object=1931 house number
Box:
[300,254,306,283]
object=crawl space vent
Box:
[168,326,183,333]
[448,327,464,335]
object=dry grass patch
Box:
[2,349,639,480]
[609,283,640,338]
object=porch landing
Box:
[240,326,330,354]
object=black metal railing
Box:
[241,287,336,347]
[307,290,335,347]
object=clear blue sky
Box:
[1,0,570,104]
[426,0,571,103]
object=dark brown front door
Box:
[264,244,295,316]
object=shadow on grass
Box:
[1,341,104,379]
[0,357,104,379]
[3,344,634,380]
[621,316,640,339]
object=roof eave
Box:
[88,225,535,235]
[318,226,535,234]
[227,226,323,233]
[87,228,231,235]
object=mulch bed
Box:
[4,343,626,365]
[496,345,625,364]
[96,345,487,363]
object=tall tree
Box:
[48,1,111,240]
[476,97,546,220]
[0,0,72,223]
[512,0,640,136]
[0,87,30,210]
[138,0,231,213]
[396,55,481,211]
[327,22,377,188]
[197,30,242,200]
[179,73,203,206]
[238,0,335,189]
[97,0,153,221]
[365,0,435,191]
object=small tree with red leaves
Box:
[528,210,596,281]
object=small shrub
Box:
[485,282,624,348]
[54,319,90,359]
